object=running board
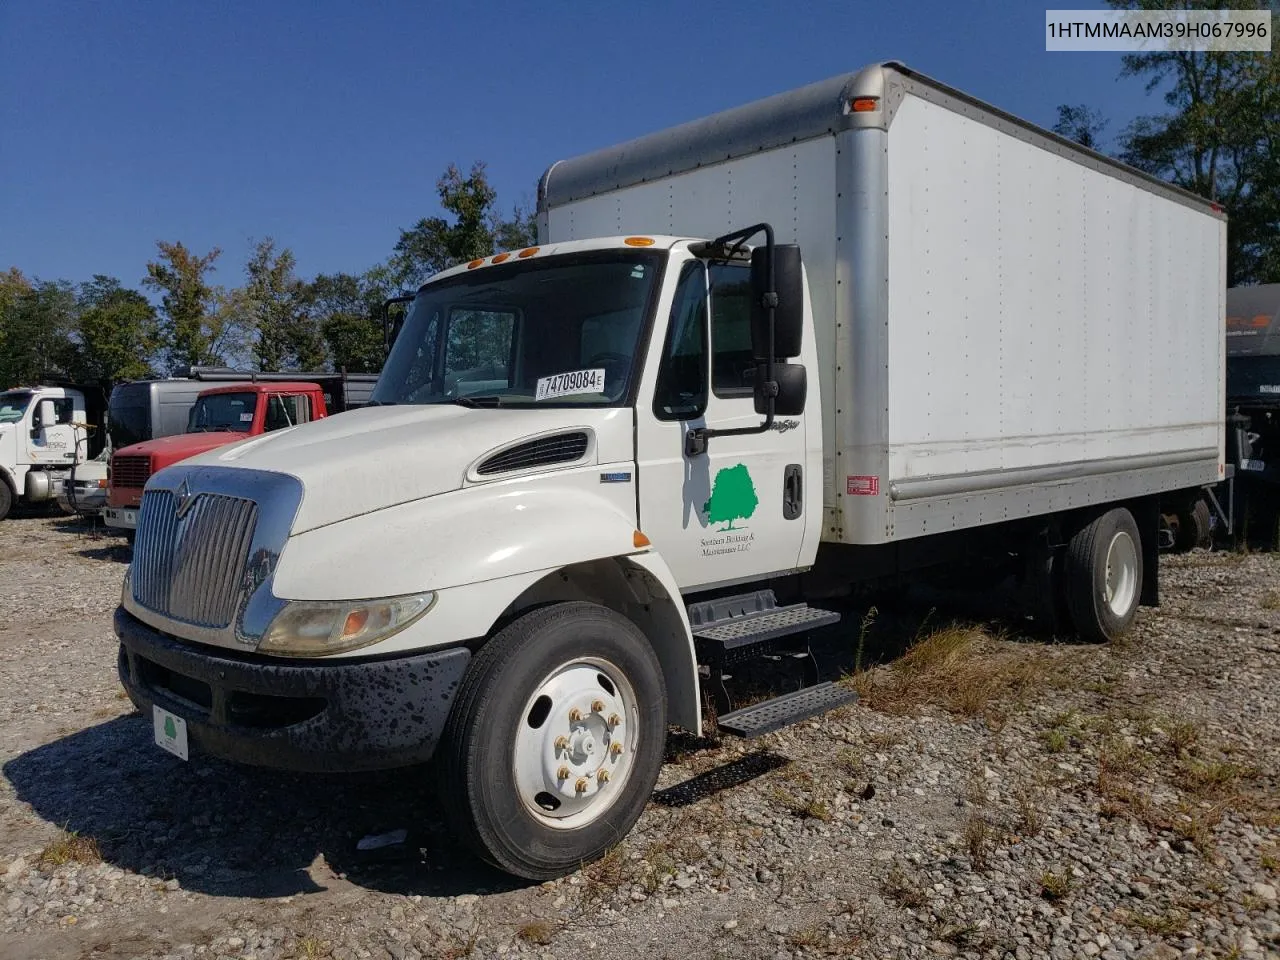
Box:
[717,682,858,738]
[689,590,840,664]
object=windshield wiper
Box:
[366,400,397,407]
[447,396,505,408]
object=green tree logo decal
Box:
[163,716,177,740]
[703,463,759,531]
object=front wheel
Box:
[0,482,11,521]
[439,602,667,880]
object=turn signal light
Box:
[850,97,879,112]
[633,530,651,548]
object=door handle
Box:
[783,463,802,520]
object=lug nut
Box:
[575,777,589,794]
[598,769,611,784]
[568,708,583,722]
[610,742,624,757]
[557,765,570,780]
[608,714,621,728]
[554,735,569,752]
[591,699,605,713]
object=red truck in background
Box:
[104,381,328,539]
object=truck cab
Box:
[105,382,327,535]
[0,385,92,520]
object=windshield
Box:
[107,384,151,448]
[371,251,662,407]
[0,391,32,425]
[187,392,258,432]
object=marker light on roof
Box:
[492,252,511,263]
[518,247,540,258]
[624,237,655,247]
[467,258,485,269]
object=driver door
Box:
[635,259,809,591]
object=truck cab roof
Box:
[198,381,322,397]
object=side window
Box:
[265,394,308,432]
[709,263,756,397]
[652,262,708,421]
[445,309,515,395]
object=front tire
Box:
[0,482,11,521]
[1064,508,1143,644]
[439,602,667,880]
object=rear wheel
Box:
[1173,499,1212,552]
[1064,508,1143,644]
[0,481,11,521]
[439,602,667,880]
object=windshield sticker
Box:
[536,368,606,401]
[240,412,254,422]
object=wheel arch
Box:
[496,554,701,735]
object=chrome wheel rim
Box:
[1103,530,1138,617]
[512,657,638,829]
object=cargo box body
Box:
[539,62,1226,546]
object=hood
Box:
[179,403,633,533]
[116,432,245,467]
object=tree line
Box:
[0,162,534,388]
[3,2,1276,391]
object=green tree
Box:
[1109,0,1280,283]
[703,463,759,531]
[246,238,325,371]
[0,278,76,387]
[389,162,538,288]
[144,241,239,371]
[308,271,387,373]
[1052,104,1109,150]
[67,276,160,383]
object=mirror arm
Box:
[685,224,779,458]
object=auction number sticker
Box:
[536,368,606,401]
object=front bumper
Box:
[103,506,138,530]
[115,607,471,773]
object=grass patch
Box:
[964,814,994,872]
[1038,871,1072,901]
[1015,783,1046,837]
[854,623,1060,719]
[38,831,101,867]
[1122,908,1188,938]
[800,799,832,822]
[1161,717,1201,758]
[516,921,555,946]
[881,864,926,909]
[1261,847,1280,873]
[1175,759,1256,798]
[293,937,329,960]
[1261,589,1280,610]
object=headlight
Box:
[258,593,435,657]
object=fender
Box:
[273,482,646,601]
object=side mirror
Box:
[750,244,804,359]
[754,362,807,416]
[382,294,415,354]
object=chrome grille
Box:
[132,489,259,628]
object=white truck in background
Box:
[0,384,100,520]
[113,62,1225,880]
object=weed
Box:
[38,831,101,867]
[1038,871,1072,901]
[1122,908,1188,937]
[964,814,994,871]
[836,746,863,775]
[1261,848,1279,873]
[1015,783,1046,836]
[1162,717,1201,758]
[854,605,878,675]
[295,937,328,960]
[1099,738,1153,778]
[786,925,863,956]
[1176,759,1255,797]
[1261,589,1280,610]
[516,921,555,946]
[1043,728,1069,753]
[800,799,832,822]
[882,864,926,909]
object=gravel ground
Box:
[1,512,1277,960]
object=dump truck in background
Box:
[113,61,1225,880]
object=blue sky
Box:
[1,2,1158,292]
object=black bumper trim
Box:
[115,606,470,773]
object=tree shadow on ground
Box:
[3,715,524,901]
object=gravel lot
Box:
[1,512,1277,960]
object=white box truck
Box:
[113,62,1225,880]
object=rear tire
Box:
[0,481,11,521]
[1174,499,1212,551]
[439,601,667,880]
[1064,508,1143,644]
